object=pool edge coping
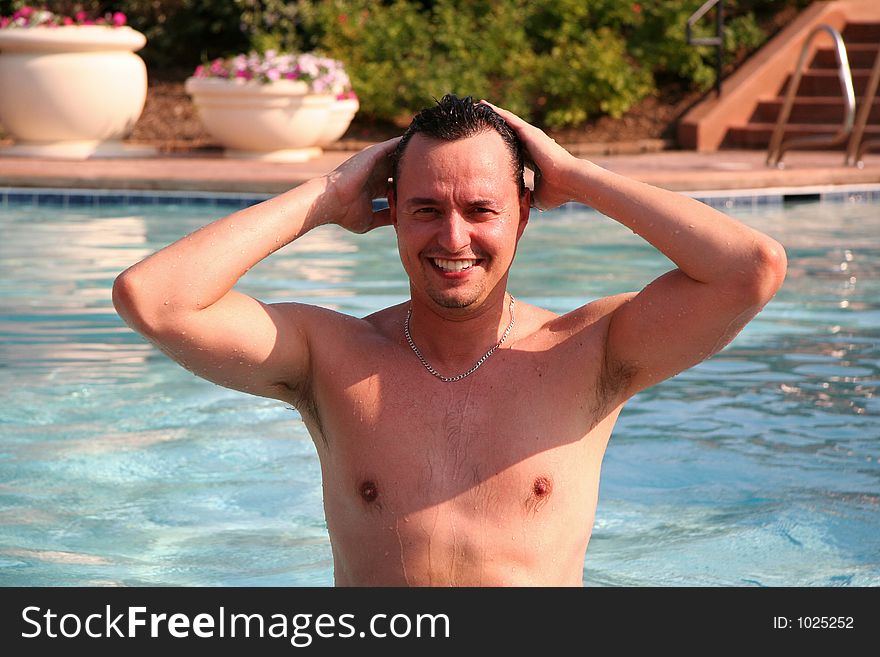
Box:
[2,183,879,212]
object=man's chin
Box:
[428,295,474,309]
[426,288,482,310]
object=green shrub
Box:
[0,0,803,128]
[297,0,434,123]
[629,1,717,91]
[123,1,246,73]
[725,11,767,58]
[0,1,247,72]
[298,0,540,124]
[530,28,653,127]
[299,0,657,127]
[519,0,652,126]
[236,0,303,53]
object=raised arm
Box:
[112,137,400,402]
[485,102,787,399]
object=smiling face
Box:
[389,130,530,312]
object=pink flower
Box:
[1,5,129,28]
[192,51,354,93]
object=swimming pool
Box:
[1,188,877,586]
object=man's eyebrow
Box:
[404,197,441,206]
[402,197,503,208]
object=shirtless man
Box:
[113,94,786,586]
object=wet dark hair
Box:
[390,94,526,196]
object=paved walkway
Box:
[0,146,879,195]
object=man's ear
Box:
[516,189,531,240]
[387,185,398,228]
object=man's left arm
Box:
[487,102,787,398]
[571,163,787,397]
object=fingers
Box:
[479,99,512,119]
[351,207,392,234]
[370,136,401,172]
[343,136,401,197]
[479,98,504,114]
[364,135,402,161]
[375,135,403,150]
[342,136,401,173]
[479,99,534,134]
[370,207,393,229]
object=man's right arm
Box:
[112,138,399,402]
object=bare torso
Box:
[111,98,785,588]
[289,298,627,586]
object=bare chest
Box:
[306,338,615,516]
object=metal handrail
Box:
[766,24,855,168]
[845,43,880,167]
[687,0,725,98]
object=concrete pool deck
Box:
[0,147,879,195]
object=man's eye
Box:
[414,207,437,215]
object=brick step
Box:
[722,122,880,149]
[842,21,880,44]
[812,44,880,69]
[780,69,876,96]
[751,97,880,123]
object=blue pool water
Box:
[1,190,878,586]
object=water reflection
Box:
[0,197,877,586]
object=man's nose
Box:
[437,211,470,253]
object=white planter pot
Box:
[185,77,357,162]
[0,26,153,159]
[317,97,359,147]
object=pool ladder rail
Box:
[767,23,880,169]
[846,35,880,167]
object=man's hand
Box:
[481,100,579,211]
[316,136,401,233]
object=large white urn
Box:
[185,77,357,162]
[0,26,153,159]
[317,96,359,147]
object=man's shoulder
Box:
[536,292,638,333]
[270,300,404,342]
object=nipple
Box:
[359,480,379,503]
[525,476,552,513]
[533,476,551,498]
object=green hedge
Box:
[296,0,809,128]
[1,0,811,128]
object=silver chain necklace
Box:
[404,295,516,383]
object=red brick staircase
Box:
[678,1,880,154]
[722,20,880,149]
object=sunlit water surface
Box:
[1,195,877,586]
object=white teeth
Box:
[433,258,477,272]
